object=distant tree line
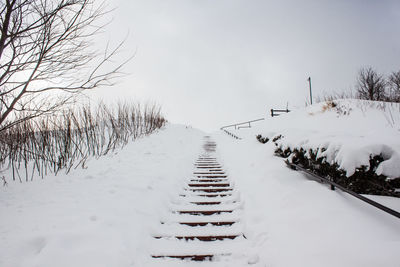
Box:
[356,67,400,102]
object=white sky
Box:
[87,0,400,132]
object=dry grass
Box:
[315,91,354,103]
[0,102,166,182]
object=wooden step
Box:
[179,221,236,226]
[190,201,221,205]
[178,210,233,215]
[197,193,232,197]
[152,146,245,262]
[175,236,237,242]
[188,183,230,187]
[190,179,228,183]
[152,254,214,261]
[155,233,239,242]
[195,168,222,170]
[194,172,226,174]
[194,175,227,178]
[189,188,232,193]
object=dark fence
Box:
[222,129,241,140]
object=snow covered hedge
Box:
[256,99,400,196]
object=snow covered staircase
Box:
[150,137,246,262]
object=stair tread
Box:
[152,141,247,262]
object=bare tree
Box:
[388,71,400,102]
[356,67,387,101]
[0,0,128,132]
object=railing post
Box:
[270,109,274,117]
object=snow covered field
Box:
[1,118,400,266]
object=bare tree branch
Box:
[0,0,128,130]
[356,67,387,101]
[388,71,400,102]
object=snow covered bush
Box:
[256,134,269,144]
[252,99,400,197]
[273,145,399,196]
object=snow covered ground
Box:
[214,131,400,266]
[1,117,400,266]
[235,99,400,178]
[0,125,205,267]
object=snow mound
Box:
[239,99,400,178]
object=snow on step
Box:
[153,223,244,237]
[189,178,229,183]
[150,236,247,253]
[181,193,233,198]
[195,173,228,177]
[160,211,242,224]
[172,194,240,204]
[188,182,230,187]
[151,138,247,262]
[149,238,250,263]
[169,202,242,212]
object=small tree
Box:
[388,71,400,102]
[356,67,386,101]
[0,0,128,132]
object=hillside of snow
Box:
[233,99,400,179]
[1,121,400,267]
[0,125,205,267]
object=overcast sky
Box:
[87,0,400,131]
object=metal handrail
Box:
[285,160,400,219]
[220,118,265,130]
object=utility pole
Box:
[307,76,313,105]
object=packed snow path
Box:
[150,136,248,262]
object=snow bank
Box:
[214,130,400,267]
[0,124,205,267]
[236,99,400,178]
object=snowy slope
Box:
[0,125,205,267]
[232,99,400,178]
[1,120,400,267]
[214,131,400,267]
